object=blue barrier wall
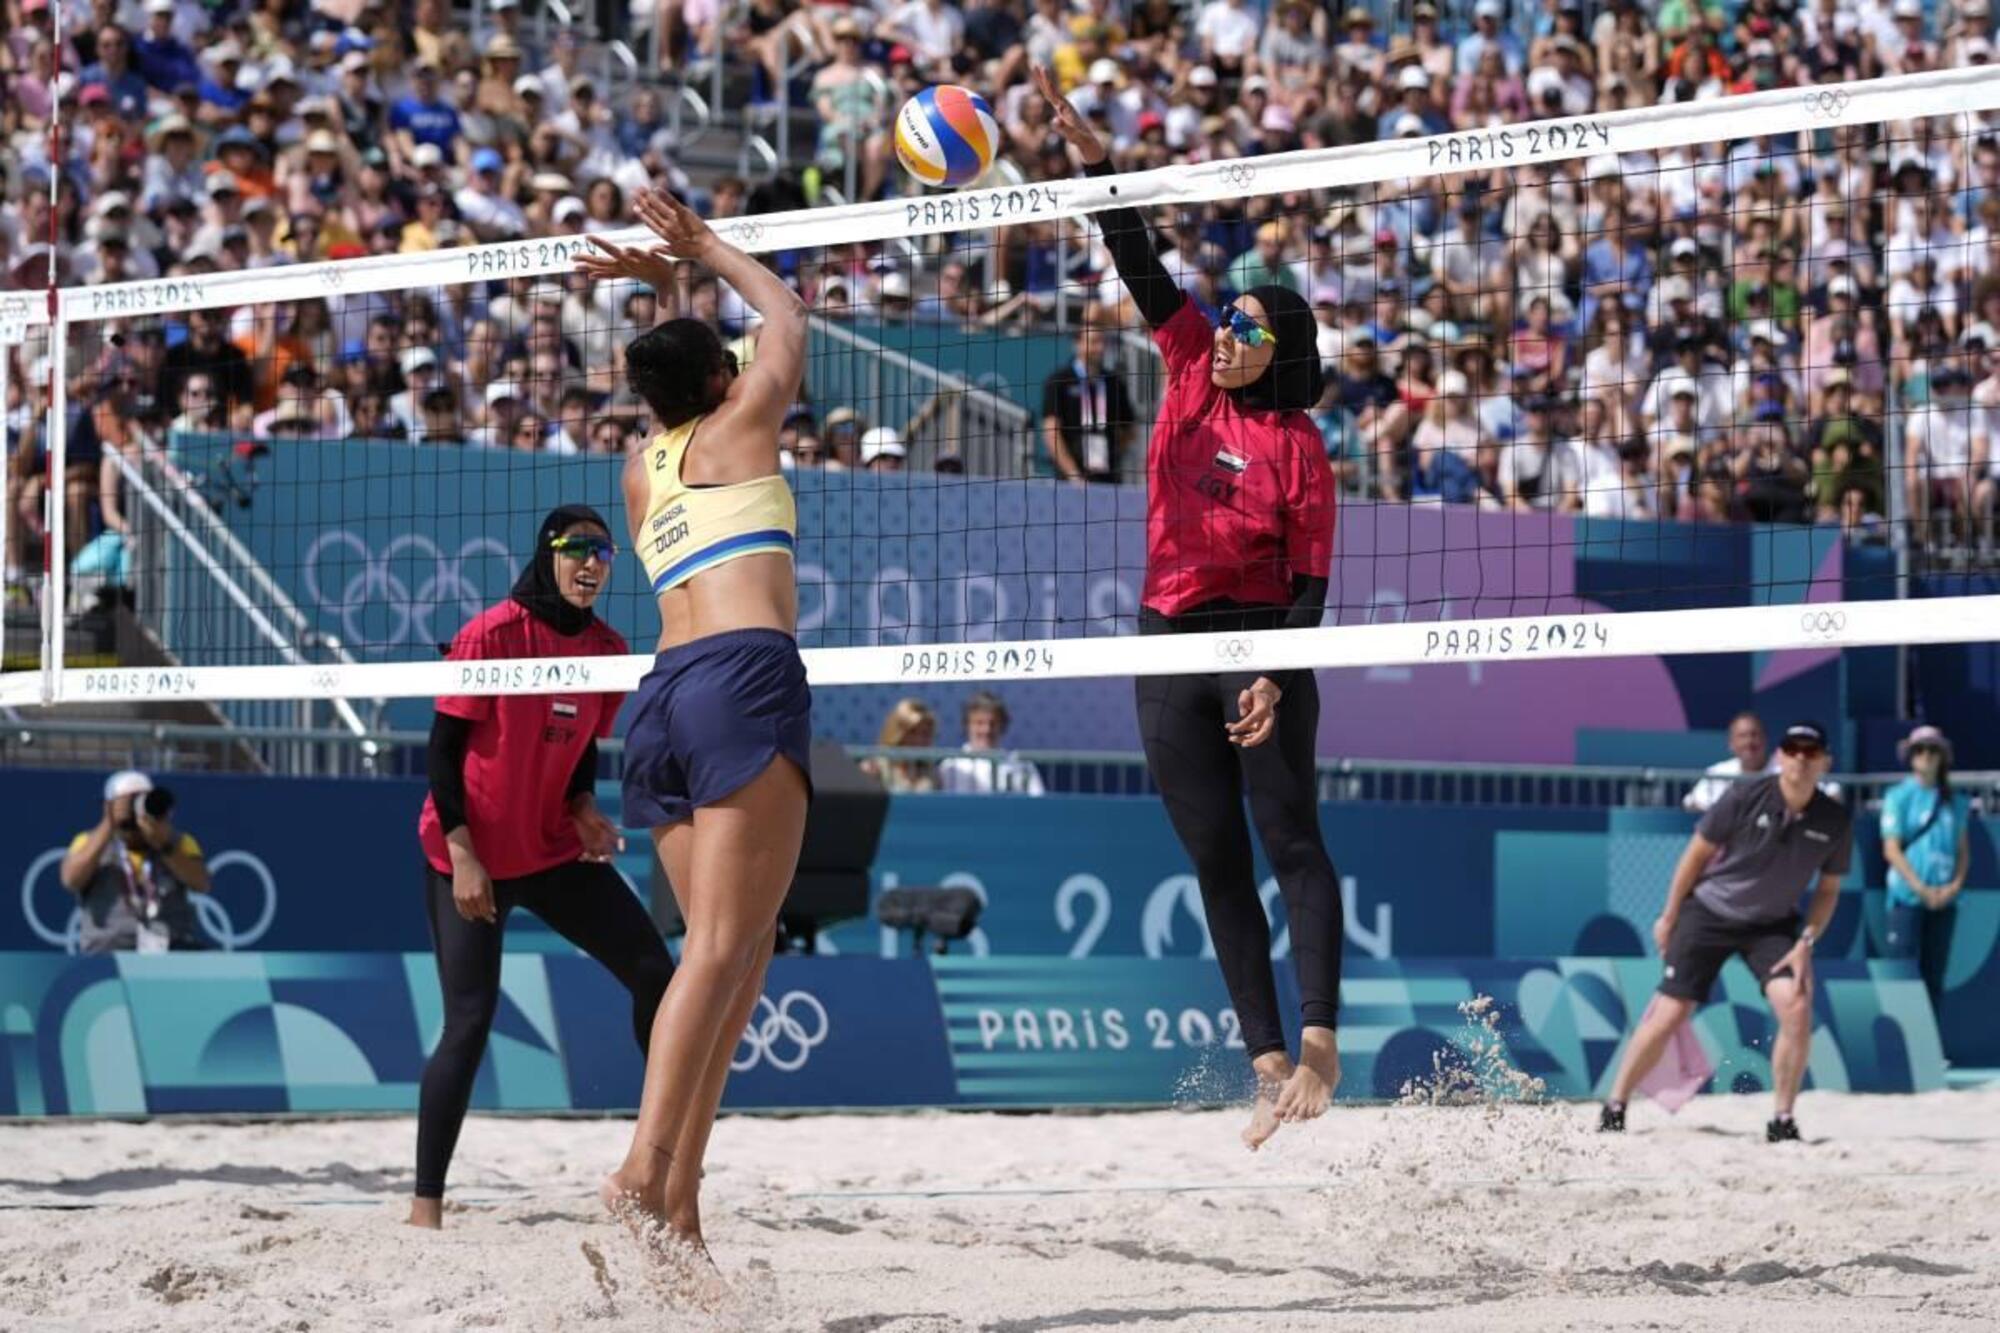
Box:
[7,764,1992,1064]
[0,953,1943,1117]
[8,768,1994,1065]
[166,436,1856,764]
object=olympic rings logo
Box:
[310,669,343,693]
[1800,610,1848,636]
[1803,89,1852,119]
[1214,637,1254,664]
[302,530,518,655]
[728,220,768,248]
[1222,163,1258,191]
[731,990,829,1073]
[316,264,347,293]
[20,847,278,952]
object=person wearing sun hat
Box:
[1879,725,1970,999]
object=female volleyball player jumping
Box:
[412,504,672,1229]
[576,188,811,1275]
[1037,68,1344,1150]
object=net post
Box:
[39,0,62,707]
[41,312,66,706]
[0,332,10,648]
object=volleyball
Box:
[894,85,1001,189]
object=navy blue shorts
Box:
[621,628,814,829]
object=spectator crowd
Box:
[8,0,2000,603]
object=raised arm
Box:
[577,230,683,320]
[633,186,809,437]
[1031,66,1185,330]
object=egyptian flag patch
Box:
[552,700,580,719]
[1213,450,1249,475]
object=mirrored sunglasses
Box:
[1222,306,1278,348]
[549,534,616,562]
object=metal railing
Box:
[0,716,1984,815]
[808,316,1035,476]
[117,450,381,772]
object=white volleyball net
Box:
[5,66,2000,727]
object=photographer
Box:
[58,771,211,953]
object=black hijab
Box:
[512,503,610,637]
[1229,285,1325,415]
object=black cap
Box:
[1781,721,1829,751]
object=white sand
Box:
[0,1090,1994,1332]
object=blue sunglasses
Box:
[549,534,617,563]
[1222,306,1279,348]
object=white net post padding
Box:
[13,64,2000,709]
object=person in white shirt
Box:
[1685,711,1843,811]
[1068,59,1148,149]
[1685,712,1775,813]
[1906,365,1988,547]
[938,691,1046,795]
[889,0,966,77]
[1422,371,1489,462]
[1884,192,1958,283]
[1559,398,1645,518]
[1972,345,2000,494]
[1890,278,1961,357]
[1641,338,1733,435]
[454,149,527,241]
[1195,0,1260,73]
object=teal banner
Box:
[0,953,1943,1117]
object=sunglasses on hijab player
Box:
[1219,306,1279,349]
[549,534,617,563]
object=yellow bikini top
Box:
[636,416,797,594]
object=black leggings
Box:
[1136,660,1343,1062]
[416,860,674,1199]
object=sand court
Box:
[1,1088,1994,1332]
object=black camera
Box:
[119,786,175,832]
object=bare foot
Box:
[600,1171,666,1237]
[601,1175,728,1309]
[406,1197,442,1230]
[1241,1077,1286,1151]
[1275,1029,1341,1125]
[646,1231,729,1310]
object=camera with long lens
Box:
[118,786,176,833]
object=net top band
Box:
[16,65,2000,331]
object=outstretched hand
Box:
[1031,65,1107,167]
[575,234,679,290]
[633,185,719,261]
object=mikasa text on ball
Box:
[895,85,1001,189]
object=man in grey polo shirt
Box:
[1600,722,1850,1142]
